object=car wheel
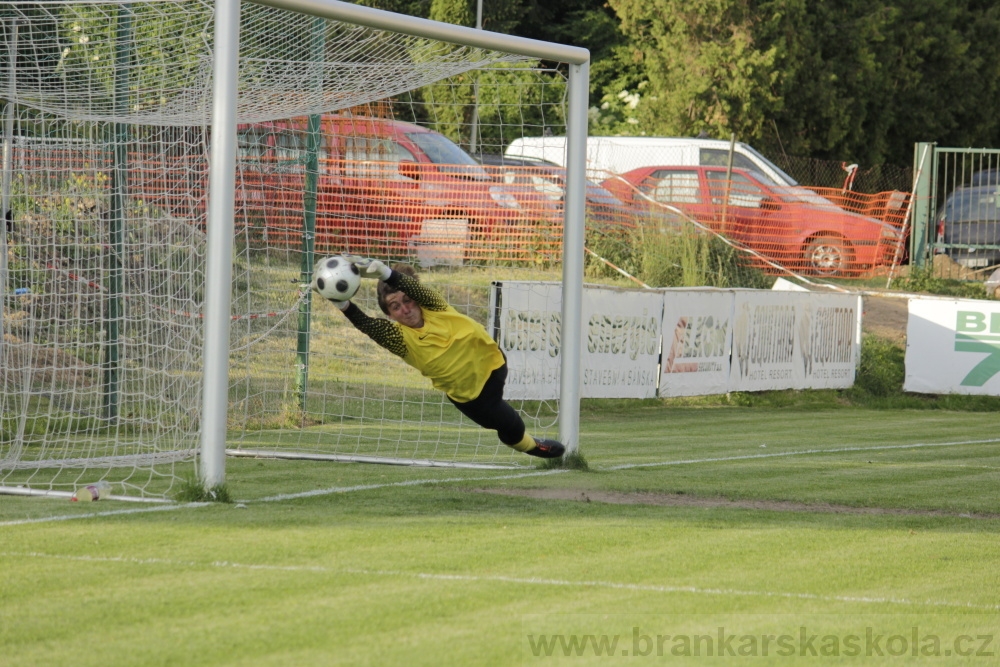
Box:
[804,235,853,276]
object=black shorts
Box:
[448,363,526,446]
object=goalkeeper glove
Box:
[329,298,351,311]
[343,255,392,281]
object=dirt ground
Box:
[471,488,997,518]
[861,293,909,345]
[861,254,998,345]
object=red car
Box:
[236,116,535,264]
[601,165,902,276]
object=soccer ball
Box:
[312,256,361,302]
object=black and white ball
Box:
[313,256,361,301]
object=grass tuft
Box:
[539,450,590,471]
[174,477,233,503]
[890,265,991,299]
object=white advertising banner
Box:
[582,286,662,399]
[489,281,563,400]
[729,291,802,391]
[659,290,733,397]
[904,297,1000,395]
[489,282,662,400]
[729,291,860,391]
[798,293,861,389]
[491,282,861,399]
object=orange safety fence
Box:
[11,147,910,278]
[235,161,568,263]
[600,167,910,278]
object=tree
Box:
[600,0,1000,166]
[376,0,1000,166]
[766,0,1000,165]
[604,0,782,140]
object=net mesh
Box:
[6,1,530,125]
[0,0,553,498]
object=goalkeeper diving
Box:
[320,256,565,459]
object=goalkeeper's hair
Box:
[376,263,418,315]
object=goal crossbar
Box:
[249,0,590,65]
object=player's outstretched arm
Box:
[391,273,448,312]
[330,298,408,358]
[345,256,448,312]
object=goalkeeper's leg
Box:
[449,364,564,459]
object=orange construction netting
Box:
[12,144,911,279]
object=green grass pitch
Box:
[2,405,999,665]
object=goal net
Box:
[1,0,888,502]
[0,0,596,500]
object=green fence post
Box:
[910,142,935,269]
[103,3,131,421]
[296,18,325,411]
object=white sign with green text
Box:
[905,297,1000,395]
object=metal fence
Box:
[911,143,1000,280]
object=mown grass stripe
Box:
[249,468,568,503]
[4,551,998,612]
[605,438,1000,470]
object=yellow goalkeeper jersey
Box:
[342,273,504,403]
[397,305,505,402]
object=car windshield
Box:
[740,144,799,186]
[509,166,625,207]
[406,132,490,180]
[770,185,841,208]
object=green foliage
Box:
[843,334,1000,411]
[0,412,108,442]
[585,219,772,289]
[890,266,990,300]
[849,335,906,399]
[636,228,771,289]
[53,3,213,115]
[757,0,1000,165]
[584,221,641,282]
[405,0,563,151]
[29,0,1000,171]
[408,65,567,153]
[429,0,525,33]
[546,0,1000,168]
[603,0,781,141]
[6,168,110,351]
[428,0,474,27]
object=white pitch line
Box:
[3,551,998,612]
[0,503,211,527]
[605,438,1000,471]
[6,438,992,524]
[248,468,568,503]
[349,569,1000,612]
[0,470,567,525]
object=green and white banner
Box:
[905,297,1000,395]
